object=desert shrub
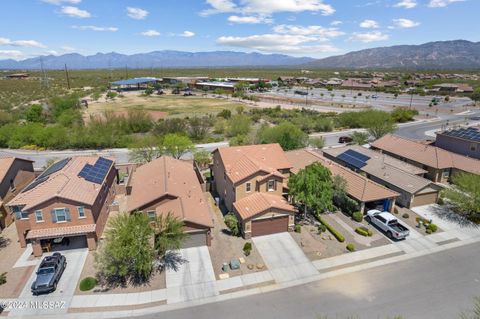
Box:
[0,272,6,285]
[224,213,240,236]
[294,224,301,233]
[346,243,355,252]
[333,193,359,215]
[426,229,432,234]
[79,277,97,291]
[437,197,444,205]
[427,223,438,233]
[316,215,345,242]
[317,224,327,233]
[243,242,252,256]
[402,213,410,219]
[352,211,363,222]
[393,207,399,214]
[355,226,372,237]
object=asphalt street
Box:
[142,242,480,319]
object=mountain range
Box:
[0,51,313,70]
[305,40,480,70]
[0,40,479,70]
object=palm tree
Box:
[152,212,188,256]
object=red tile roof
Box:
[26,224,96,240]
[233,192,295,220]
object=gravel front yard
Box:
[395,206,443,236]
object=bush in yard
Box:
[437,197,444,205]
[317,224,327,234]
[393,207,399,214]
[316,214,345,242]
[224,213,240,236]
[352,211,363,222]
[402,213,410,219]
[426,229,432,234]
[346,243,355,252]
[427,223,438,233]
[0,272,6,285]
[355,227,372,237]
[79,277,97,291]
[294,224,301,233]
[243,242,252,256]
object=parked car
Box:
[31,252,67,295]
[365,209,410,240]
[183,92,194,96]
[338,136,353,144]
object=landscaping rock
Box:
[219,273,229,280]
[247,264,254,270]
[256,263,265,270]
[238,257,246,264]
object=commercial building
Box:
[8,157,117,256]
[435,126,480,160]
[110,77,161,91]
[285,150,399,213]
[323,146,442,208]
[0,157,35,229]
[195,81,235,92]
[211,144,295,239]
[371,134,480,183]
[126,156,213,247]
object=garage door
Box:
[251,215,289,237]
[182,231,207,248]
[411,192,438,207]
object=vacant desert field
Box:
[86,92,248,119]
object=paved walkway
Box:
[13,244,38,268]
[252,233,318,284]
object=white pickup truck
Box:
[366,209,410,240]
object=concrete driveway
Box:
[166,246,218,304]
[8,248,88,317]
[253,232,318,284]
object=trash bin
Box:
[230,259,240,270]
[222,262,229,272]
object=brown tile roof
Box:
[371,134,480,175]
[26,224,96,240]
[214,144,292,184]
[8,157,114,211]
[0,157,33,183]
[233,192,295,220]
[127,156,213,228]
[285,149,399,202]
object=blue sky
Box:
[0,0,477,60]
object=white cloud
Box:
[394,0,417,8]
[330,20,342,26]
[0,50,24,59]
[201,0,335,16]
[60,6,91,18]
[217,34,339,55]
[227,15,273,24]
[180,31,195,37]
[61,46,76,51]
[41,0,81,5]
[350,31,389,43]
[141,30,161,36]
[127,7,148,20]
[273,24,344,40]
[0,37,47,48]
[392,18,420,28]
[72,25,118,31]
[359,19,379,28]
[428,0,464,7]
[47,50,59,55]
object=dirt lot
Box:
[291,212,390,261]
[85,91,248,119]
[395,206,443,235]
[0,225,36,298]
[206,193,267,279]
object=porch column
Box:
[32,240,43,257]
[359,202,366,214]
[86,233,97,250]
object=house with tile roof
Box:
[371,134,480,183]
[0,157,35,230]
[285,149,399,213]
[212,144,295,239]
[126,156,214,247]
[8,156,117,256]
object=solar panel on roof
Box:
[443,127,480,142]
[22,176,49,193]
[38,158,71,179]
[344,149,371,162]
[77,157,113,184]
[336,149,370,169]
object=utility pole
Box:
[125,65,128,79]
[64,64,71,90]
[40,57,49,91]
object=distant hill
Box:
[0,50,314,70]
[304,40,480,70]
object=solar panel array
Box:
[78,157,113,184]
[38,158,71,179]
[337,149,370,169]
[442,127,480,142]
[22,176,49,193]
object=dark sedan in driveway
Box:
[31,252,67,295]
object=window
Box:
[13,206,28,220]
[147,211,156,220]
[470,143,477,152]
[52,208,71,223]
[246,182,251,193]
[77,206,85,218]
[267,179,275,192]
[443,169,450,178]
[35,210,43,223]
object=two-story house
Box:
[8,156,117,256]
[212,144,295,239]
[0,157,35,230]
[126,156,214,247]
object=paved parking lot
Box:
[253,233,318,283]
[8,248,88,317]
[166,246,218,304]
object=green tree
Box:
[224,213,240,236]
[349,131,370,145]
[106,91,118,100]
[152,212,188,257]
[194,149,212,169]
[234,81,249,92]
[288,163,334,218]
[227,114,251,137]
[188,116,212,140]
[443,173,480,220]
[95,213,154,286]
[363,111,396,139]
[26,104,44,123]
[258,122,308,151]
[129,136,161,163]
[309,136,325,149]
[160,133,194,159]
